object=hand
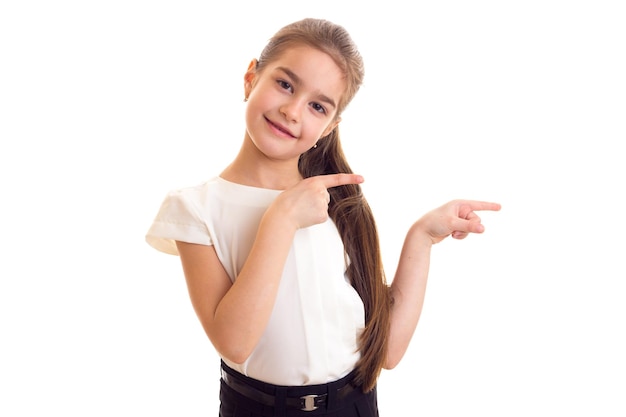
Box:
[415,200,501,244]
[269,174,364,230]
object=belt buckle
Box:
[300,394,319,411]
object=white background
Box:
[1,1,625,415]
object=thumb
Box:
[454,218,485,235]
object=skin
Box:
[175,45,501,368]
[224,45,344,190]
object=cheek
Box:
[247,87,275,115]
[245,93,266,120]
[302,118,325,137]
[245,104,263,136]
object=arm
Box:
[177,173,364,364]
[177,209,296,364]
[384,199,501,369]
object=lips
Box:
[265,117,296,138]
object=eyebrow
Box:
[276,66,338,110]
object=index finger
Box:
[459,200,502,213]
[317,173,365,189]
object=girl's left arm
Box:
[384,199,501,369]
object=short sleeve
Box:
[145,189,213,256]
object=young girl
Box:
[146,18,500,417]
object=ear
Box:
[321,117,341,138]
[244,59,258,99]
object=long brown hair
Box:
[256,18,391,392]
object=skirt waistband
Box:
[220,361,358,412]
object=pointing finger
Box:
[317,173,365,189]
[460,200,502,213]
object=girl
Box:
[146,18,500,417]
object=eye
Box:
[277,79,293,92]
[310,102,327,114]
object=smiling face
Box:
[243,45,346,163]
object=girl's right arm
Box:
[177,209,296,364]
[176,173,364,364]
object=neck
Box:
[220,140,302,190]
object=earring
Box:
[313,143,318,149]
[244,97,248,102]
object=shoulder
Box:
[145,178,222,254]
[161,177,222,210]
[167,177,221,199]
[161,177,283,219]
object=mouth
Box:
[265,117,297,139]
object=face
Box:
[243,45,345,162]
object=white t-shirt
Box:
[146,177,365,385]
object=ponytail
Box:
[299,128,391,392]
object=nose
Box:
[279,98,304,123]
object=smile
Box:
[266,117,297,139]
